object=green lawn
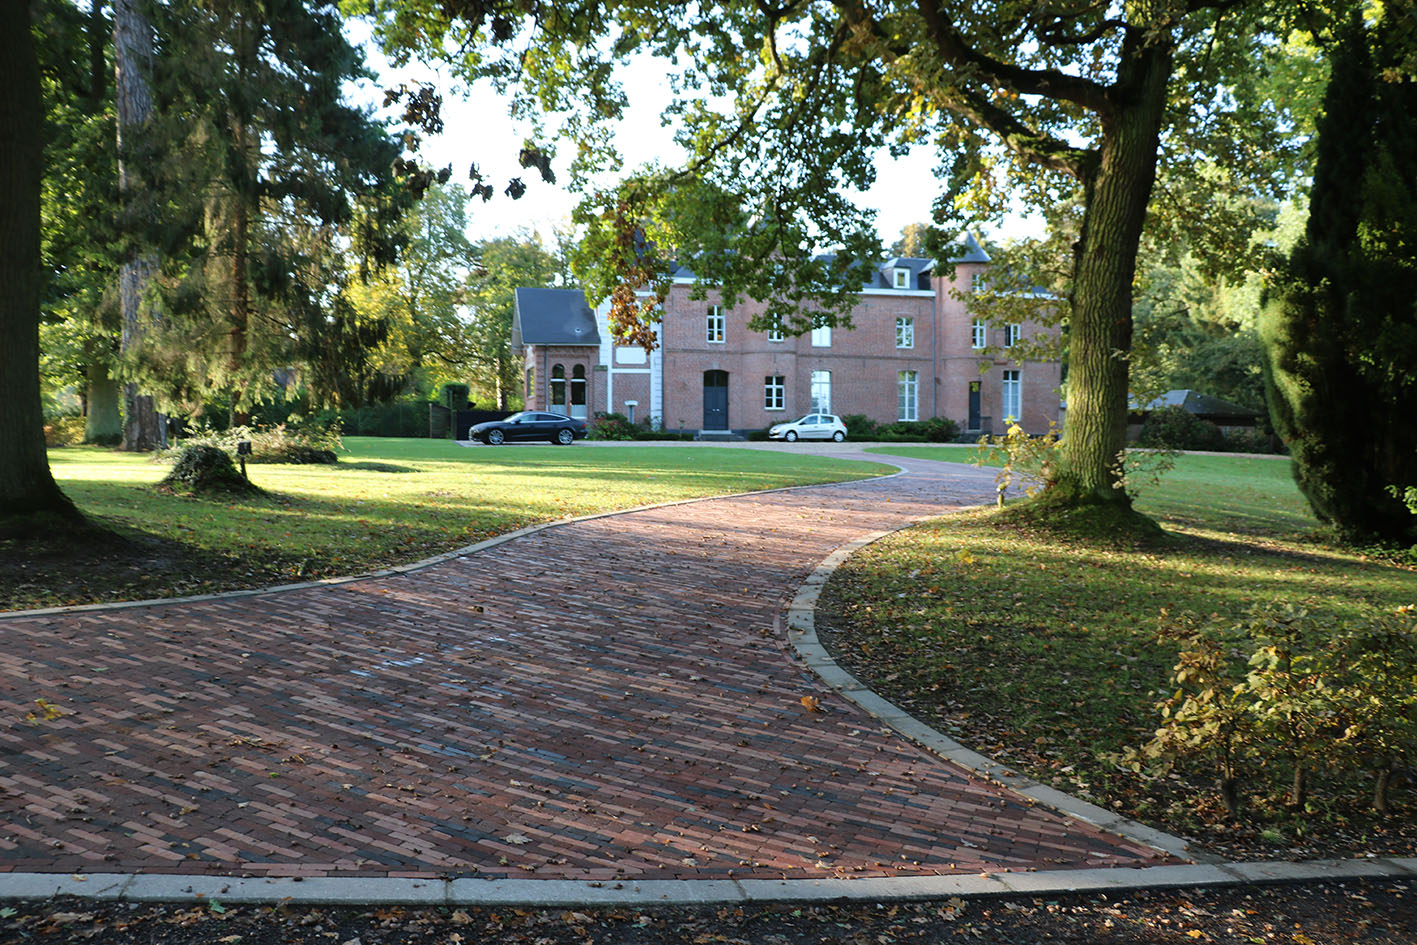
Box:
[832,447,1417,855]
[7,439,888,611]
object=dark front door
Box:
[703,370,729,430]
[968,381,982,430]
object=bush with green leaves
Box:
[975,421,1062,504]
[160,445,259,494]
[1139,406,1228,451]
[165,421,342,465]
[589,412,636,440]
[1130,605,1417,818]
[876,417,960,443]
[841,414,879,440]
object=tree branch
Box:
[902,0,1113,113]
[832,1,1091,176]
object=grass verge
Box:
[2,439,888,611]
[825,447,1416,860]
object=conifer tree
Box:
[1260,12,1417,543]
[130,0,405,422]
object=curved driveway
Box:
[0,446,1174,882]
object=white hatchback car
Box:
[767,413,848,442]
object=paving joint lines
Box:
[2,445,1404,905]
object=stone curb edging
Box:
[5,454,1409,906]
[783,524,1218,866]
[0,462,909,621]
[2,859,1413,907]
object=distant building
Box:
[512,236,1062,436]
[1128,389,1263,440]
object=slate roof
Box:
[513,288,601,347]
[1137,389,1261,420]
[668,233,993,289]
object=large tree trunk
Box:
[0,5,80,524]
[1055,38,1174,506]
[114,0,165,451]
[84,359,123,443]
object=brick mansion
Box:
[511,235,1062,437]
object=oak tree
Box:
[360,0,1299,514]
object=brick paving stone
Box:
[0,454,1180,880]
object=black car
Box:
[470,411,587,445]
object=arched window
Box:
[549,364,567,410]
[570,364,588,419]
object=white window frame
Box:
[897,370,918,422]
[971,271,986,293]
[706,305,725,344]
[1004,323,1021,347]
[764,375,785,411]
[810,370,831,413]
[896,316,914,349]
[893,267,910,289]
[971,319,986,349]
[810,321,831,347]
[767,320,784,343]
[1002,369,1021,423]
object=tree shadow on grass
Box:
[337,461,419,473]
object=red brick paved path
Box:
[0,453,1173,880]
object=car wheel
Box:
[832,430,845,442]
[555,428,575,445]
[784,430,798,442]
[487,429,505,445]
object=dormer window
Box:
[893,267,910,289]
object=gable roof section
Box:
[513,288,602,347]
[1137,389,1261,420]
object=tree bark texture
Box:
[1057,38,1174,504]
[84,359,123,443]
[0,4,78,519]
[114,0,165,450]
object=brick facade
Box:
[521,254,1062,436]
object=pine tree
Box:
[1260,13,1417,543]
[130,0,404,422]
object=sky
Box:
[350,29,1038,253]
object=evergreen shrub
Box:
[841,414,879,440]
[161,445,259,494]
[1139,406,1227,451]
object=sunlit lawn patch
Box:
[6,439,888,610]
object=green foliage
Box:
[975,422,1062,503]
[166,422,342,465]
[441,383,470,410]
[342,182,481,406]
[1140,406,1228,452]
[463,234,563,408]
[313,401,433,438]
[840,415,878,440]
[1134,605,1417,817]
[1260,11,1417,544]
[588,412,636,441]
[160,445,258,494]
[351,0,1307,507]
[875,417,960,443]
[1389,485,1417,516]
[43,417,87,448]
[126,0,408,417]
[1125,611,1256,819]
